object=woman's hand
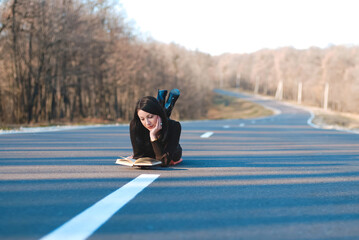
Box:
[150,116,162,142]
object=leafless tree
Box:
[217,46,359,114]
[0,0,216,125]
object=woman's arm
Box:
[151,121,182,165]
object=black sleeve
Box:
[151,121,182,165]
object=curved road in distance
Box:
[1,89,359,240]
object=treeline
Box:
[216,46,359,113]
[1,1,359,126]
[0,0,216,125]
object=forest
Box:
[1,0,358,126]
[217,46,359,113]
[0,0,216,125]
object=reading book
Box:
[115,157,162,167]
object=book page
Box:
[115,157,136,166]
[134,157,161,166]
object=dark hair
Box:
[131,96,168,142]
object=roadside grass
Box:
[206,93,273,120]
[2,90,358,132]
[226,87,359,132]
[1,93,274,131]
[0,118,123,131]
[311,109,359,130]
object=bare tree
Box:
[216,46,359,114]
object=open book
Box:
[115,157,162,167]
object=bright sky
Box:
[120,0,359,55]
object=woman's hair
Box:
[131,96,169,142]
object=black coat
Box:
[130,119,182,166]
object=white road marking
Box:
[223,125,230,129]
[239,123,245,127]
[40,174,160,240]
[200,131,214,138]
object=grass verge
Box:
[3,91,357,132]
[311,109,359,131]
[0,118,124,131]
[225,87,359,132]
[206,93,273,120]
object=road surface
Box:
[1,89,359,240]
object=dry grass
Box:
[0,118,123,131]
[206,93,273,120]
[3,91,358,132]
[311,109,359,130]
[219,88,359,133]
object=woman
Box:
[129,91,182,167]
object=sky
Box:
[119,0,359,56]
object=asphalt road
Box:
[1,89,359,240]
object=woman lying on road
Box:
[129,89,182,167]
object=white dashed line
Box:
[200,132,214,138]
[40,174,160,240]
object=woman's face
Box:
[138,110,159,131]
